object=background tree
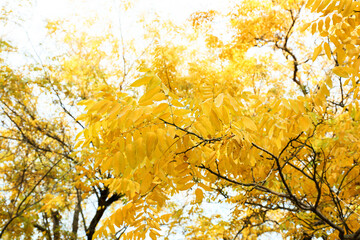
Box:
[0,2,139,239]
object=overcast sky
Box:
[1,0,234,67]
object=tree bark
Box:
[51,210,61,240]
[86,187,122,240]
[71,189,81,240]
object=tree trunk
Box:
[51,210,61,240]
[86,187,122,240]
[71,189,81,240]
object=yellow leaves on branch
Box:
[77,67,321,239]
[306,0,360,16]
[74,1,360,239]
[307,0,360,85]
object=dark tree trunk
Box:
[71,194,80,240]
[86,187,122,240]
[51,210,61,240]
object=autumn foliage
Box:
[2,0,360,239]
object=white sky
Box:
[0,0,233,66]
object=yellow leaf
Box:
[300,22,311,32]
[135,137,145,160]
[129,108,144,123]
[108,102,122,119]
[335,47,346,65]
[329,35,340,48]
[299,116,312,131]
[88,100,110,114]
[171,99,184,107]
[343,0,354,17]
[178,175,193,184]
[151,92,167,102]
[146,132,158,158]
[214,93,224,108]
[305,0,315,9]
[130,75,152,87]
[140,172,153,194]
[126,143,137,169]
[311,23,317,35]
[199,117,215,136]
[323,42,331,60]
[312,44,322,62]
[221,106,230,124]
[161,213,172,222]
[113,151,126,175]
[311,0,322,12]
[198,182,213,191]
[149,220,161,231]
[101,157,112,173]
[317,0,331,12]
[78,99,92,106]
[152,103,169,115]
[319,84,330,97]
[325,77,333,88]
[195,188,204,203]
[174,108,191,115]
[324,16,330,30]
[317,19,323,32]
[178,182,195,191]
[139,86,162,105]
[333,66,350,78]
[209,109,222,131]
[149,229,159,240]
[242,116,257,131]
[147,75,162,90]
[139,68,151,72]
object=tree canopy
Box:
[2,0,360,239]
